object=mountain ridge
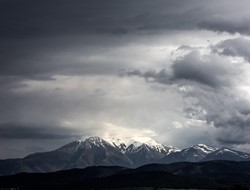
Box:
[0,136,250,176]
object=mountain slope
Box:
[105,136,180,166]
[204,147,250,161]
[0,137,133,175]
[161,144,218,163]
[54,137,133,168]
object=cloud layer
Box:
[1,0,250,158]
[127,42,250,149]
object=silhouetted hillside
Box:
[0,160,249,190]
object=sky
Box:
[1,0,250,158]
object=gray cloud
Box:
[171,51,235,88]
[213,38,250,62]
[196,0,250,35]
[0,0,204,39]
[1,0,250,158]
[126,47,250,147]
[0,122,82,139]
[0,0,214,82]
[198,17,250,35]
[128,50,237,88]
[184,84,250,147]
[126,69,170,84]
[183,87,250,145]
[1,0,247,39]
[216,126,250,145]
[0,0,163,39]
[1,0,249,81]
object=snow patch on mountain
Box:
[192,144,218,154]
[214,147,250,158]
[104,136,179,154]
[104,136,156,148]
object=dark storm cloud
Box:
[0,0,204,39]
[209,111,249,128]
[216,127,250,145]
[181,85,250,146]
[0,0,158,39]
[198,17,250,35]
[0,122,82,139]
[171,51,234,88]
[213,38,250,62]
[0,36,126,80]
[1,0,249,80]
[0,0,246,39]
[1,0,250,157]
[127,47,250,146]
[0,0,210,81]
[3,0,239,81]
[127,50,235,88]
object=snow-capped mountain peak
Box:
[104,136,179,154]
[56,136,113,153]
[85,136,109,146]
[104,136,153,148]
[192,144,218,154]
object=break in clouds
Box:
[1,0,250,158]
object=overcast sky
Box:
[1,0,250,158]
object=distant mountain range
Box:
[0,136,250,176]
[1,161,250,189]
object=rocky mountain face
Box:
[105,136,179,166]
[160,144,250,163]
[0,136,250,176]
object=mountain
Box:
[160,144,218,163]
[1,161,250,190]
[0,137,133,176]
[161,144,250,164]
[104,136,179,166]
[204,147,250,161]
[0,136,250,176]
[105,136,179,154]
[55,137,133,168]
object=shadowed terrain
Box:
[0,160,249,190]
